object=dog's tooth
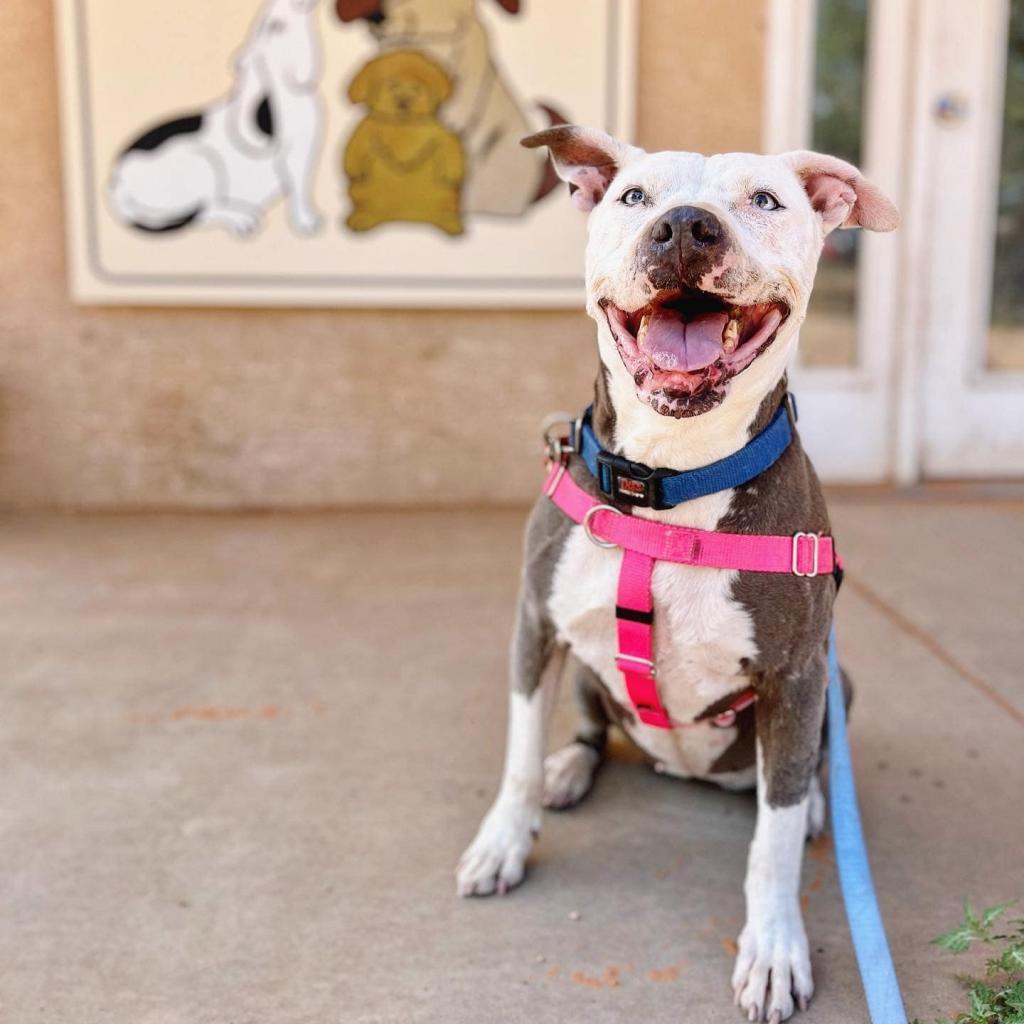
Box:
[637,314,651,344]
[722,318,740,353]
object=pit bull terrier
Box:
[455,125,898,1022]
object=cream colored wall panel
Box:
[0,1,765,508]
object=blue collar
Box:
[572,394,796,509]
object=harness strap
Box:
[615,550,757,730]
[543,458,839,731]
[544,461,839,578]
[615,549,670,727]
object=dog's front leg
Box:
[275,96,324,235]
[455,594,565,897]
[732,652,826,1022]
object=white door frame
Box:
[763,0,914,483]
[909,0,1024,478]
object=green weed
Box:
[915,900,1024,1024]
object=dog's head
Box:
[347,49,452,118]
[522,125,898,419]
[234,0,319,78]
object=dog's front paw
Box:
[345,210,382,233]
[223,209,261,238]
[731,911,813,1022]
[543,742,600,810]
[289,206,323,235]
[455,799,539,897]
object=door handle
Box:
[934,93,970,126]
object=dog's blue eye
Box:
[752,191,783,211]
[620,187,646,207]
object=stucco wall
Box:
[0,1,764,508]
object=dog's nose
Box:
[649,206,725,251]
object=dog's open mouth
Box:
[602,291,790,418]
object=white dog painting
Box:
[107,0,324,238]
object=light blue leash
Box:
[827,625,908,1023]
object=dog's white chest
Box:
[546,491,758,781]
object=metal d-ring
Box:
[582,504,622,548]
[540,411,581,463]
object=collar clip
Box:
[595,451,673,509]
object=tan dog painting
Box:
[336,0,565,218]
[343,50,465,235]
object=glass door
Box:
[763,0,911,482]
[913,0,1024,477]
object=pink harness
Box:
[542,456,839,731]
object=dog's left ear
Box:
[521,124,639,212]
[784,151,899,234]
[348,61,377,105]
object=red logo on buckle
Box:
[617,478,647,499]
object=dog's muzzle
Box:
[644,205,732,292]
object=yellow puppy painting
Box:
[343,50,465,236]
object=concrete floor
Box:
[1,496,1021,1023]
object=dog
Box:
[455,125,898,1021]
[343,50,465,235]
[107,0,323,238]
[335,0,562,217]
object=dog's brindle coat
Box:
[456,125,897,1022]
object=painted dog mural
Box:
[343,50,466,235]
[108,0,325,238]
[106,0,566,240]
[335,0,564,221]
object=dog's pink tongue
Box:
[640,312,728,372]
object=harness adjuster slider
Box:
[615,652,657,679]
[710,690,757,728]
[792,532,821,577]
[543,463,566,499]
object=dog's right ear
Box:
[783,151,899,234]
[521,125,638,212]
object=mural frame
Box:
[54,0,637,308]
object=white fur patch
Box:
[456,652,564,896]
[731,746,814,1021]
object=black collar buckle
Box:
[595,451,673,509]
